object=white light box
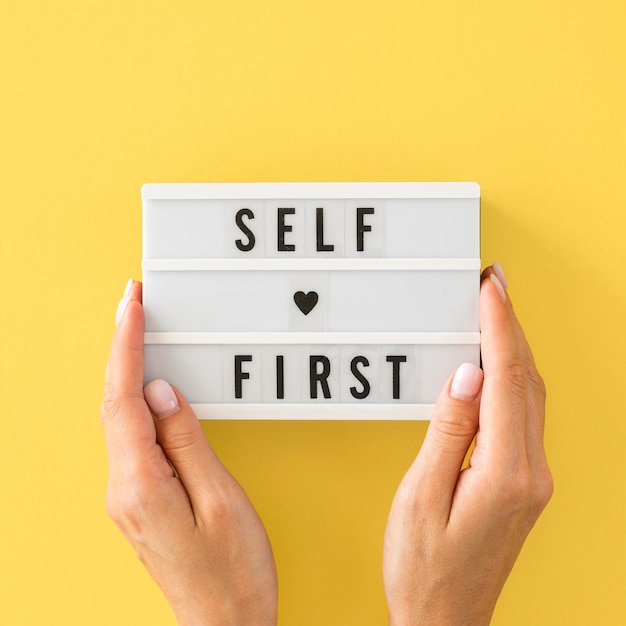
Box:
[142,182,480,420]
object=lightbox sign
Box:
[142,182,480,419]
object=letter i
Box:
[276,355,285,399]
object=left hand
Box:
[101,280,278,626]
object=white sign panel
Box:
[142,182,480,420]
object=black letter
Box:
[350,356,370,399]
[386,355,407,400]
[310,355,331,399]
[356,207,374,252]
[235,208,256,251]
[276,355,284,400]
[278,207,295,251]
[316,207,334,252]
[234,355,252,399]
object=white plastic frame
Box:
[142,182,480,420]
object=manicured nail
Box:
[115,295,131,326]
[144,379,180,419]
[490,273,506,303]
[123,278,134,299]
[492,262,508,289]
[115,279,134,326]
[450,362,484,401]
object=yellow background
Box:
[1,1,625,624]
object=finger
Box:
[102,280,157,467]
[482,266,537,375]
[505,300,547,470]
[109,279,144,394]
[145,379,231,508]
[403,363,483,522]
[483,266,548,473]
[477,272,528,469]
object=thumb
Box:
[144,379,228,501]
[407,363,484,519]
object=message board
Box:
[142,182,480,420]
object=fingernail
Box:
[115,295,131,326]
[490,274,507,303]
[492,262,508,289]
[450,363,484,401]
[144,379,180,419]
[123,278,134,299]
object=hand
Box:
[383,265,553,625]
[101,280,278,626]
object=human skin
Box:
[101,280,278,626]
[101,265,552,625]
[382,267,553,625]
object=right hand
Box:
[383,266,553,625]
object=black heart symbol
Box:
[294,291,319,315]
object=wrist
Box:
[171,586,277,626]
[388,601,493,626]
[175,605,277,626]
